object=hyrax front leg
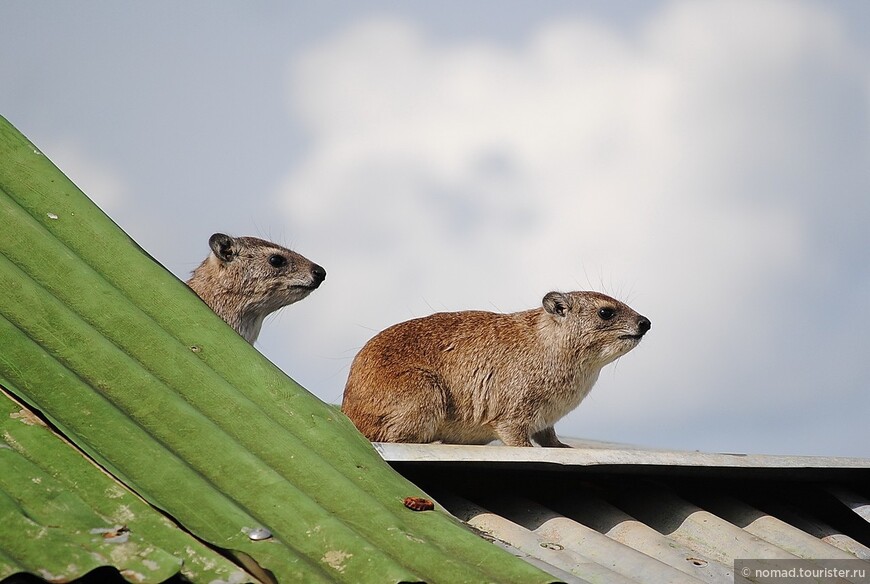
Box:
[532,426,571,448]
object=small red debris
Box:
[103,526,129,539]
[403,496,435,511]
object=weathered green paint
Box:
[0,388,249,583]
[0,116,554,583]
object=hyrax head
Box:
[207,232,326,311]
[542,290,651,366]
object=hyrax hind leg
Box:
[372,369,448,443]
[492,423,571,448]
[492,422,535,447]
[532,426,571,448]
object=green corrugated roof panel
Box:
[0,116,554,584]
[0,388,249,583]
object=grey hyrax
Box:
[342,291,650,447]
[187,233,325,344]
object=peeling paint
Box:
[120,569,146,583]
[2,430,22,452]
[106,544,125,562]
[185,545,214,565]
[208,572,250,584]
[37,569,61,581]
[104,484,126,499]
[10,408,47,426]
[321,550,352,573]
[113,503,136,523]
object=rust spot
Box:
[403,497,435,511]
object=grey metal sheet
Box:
[555,493,734,583]
[379,441,870,584]
[374,440,870,471]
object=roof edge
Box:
[374,440,870,471]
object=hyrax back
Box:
[187,233,325,343]
[341,291,650,447]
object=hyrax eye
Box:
[268,254,287,268]
[598,307,617,321]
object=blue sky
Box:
[3,0,869,457]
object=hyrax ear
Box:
[208,233,236,263]
[542,292,571,318]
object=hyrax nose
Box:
[637,317,651,335]
[311,264,327,286]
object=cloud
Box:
[271,0,870,454]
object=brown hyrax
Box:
[187,233,325,344]
[341,291,650,447]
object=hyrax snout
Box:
[187,233,325,343]
[341,291,650,447]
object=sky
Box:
[2,0,869,458]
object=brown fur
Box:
[341,291,650,447]
[187,233,325,343]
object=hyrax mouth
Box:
[293,282,321,291]
[291,265,326,291]
[619,316,652,341]
[619,317,651,340]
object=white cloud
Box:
[270,0,870,454]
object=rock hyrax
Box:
[187,233,325,343]
[341,291,650,447]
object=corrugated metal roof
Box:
[0,387,248,584]
[377,441,870,583]
[0,116,554,584]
